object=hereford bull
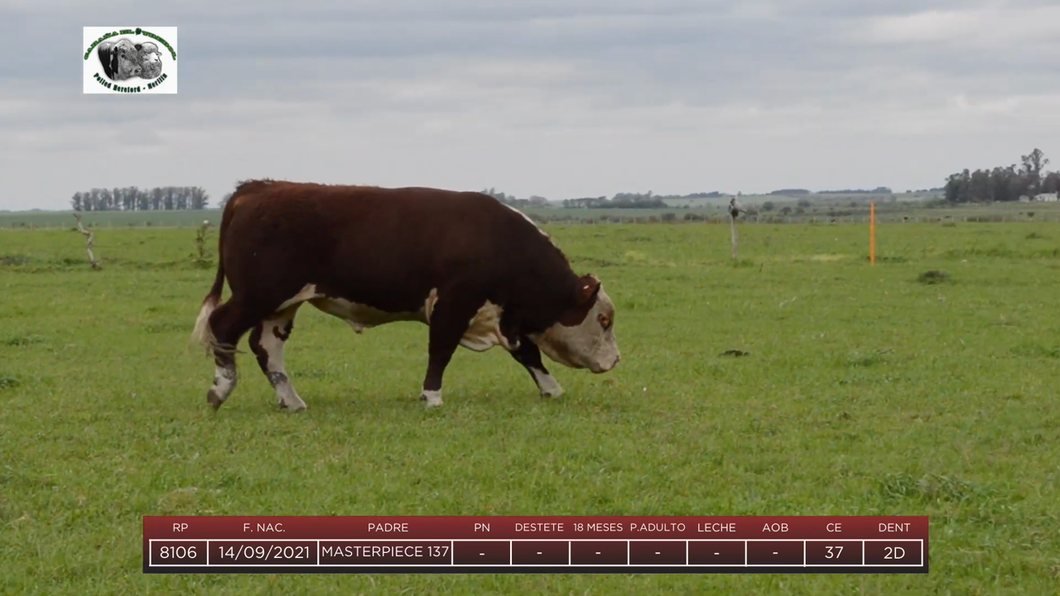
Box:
[190,180,620,411]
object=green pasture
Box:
[1,221,1058,594]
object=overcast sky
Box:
[2,1,1059,210]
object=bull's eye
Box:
[597,313,612,330]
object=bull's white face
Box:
[531,282,620,374]
[139,43,162,78]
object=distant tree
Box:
[990,166,1016,202]
[136,187,150,211]
[608,192,667,208]
[481,187,518,205]
[99,188,113,211]
[69,185,217,211]
[189,186,209,209]
[120,187,133,210]
[944,170,971,203]
[968,169,992,202]
[1021,148,1049,193]
[945,148,1051,203]
[1042,172,1060,194]
[818,187,892,195]
[762,201,775,212]
[1007,169,1032,200]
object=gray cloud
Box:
[1,0,1059,209]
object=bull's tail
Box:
[189,189,241,356]
[189,261,225,356]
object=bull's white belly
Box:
[284,284,515,352]
[309,297,425,332]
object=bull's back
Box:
[220,182,525,310]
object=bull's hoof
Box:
[540,388,564,398]
[206,389,225,409]
[420,392,443,407]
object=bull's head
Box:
[530,274,620,374]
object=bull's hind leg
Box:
[204,298,262,409]
[509,339,564,397]
[249,304,307,412]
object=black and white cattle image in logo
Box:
[83,27,178,94]
[97,38,163,81]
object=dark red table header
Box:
[143,516,928,540]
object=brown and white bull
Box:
[190,180,620,411]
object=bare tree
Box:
[193,220,212,266]
[73,213,101,269]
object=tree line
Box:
[767,187,895,196]
[943,148,1059,203]
[561,192,668,209]
[71,186,210,211]
[480,188,550,207]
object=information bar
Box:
[143,516,928,574]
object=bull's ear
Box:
[559,275,601,326]
[576,274,601,306]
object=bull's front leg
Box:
[509,338,563,397]
[420,291,483,407]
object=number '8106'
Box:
[158,545,197,559]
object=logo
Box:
[83,27,178,94]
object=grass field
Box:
[1,221,1059,594]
